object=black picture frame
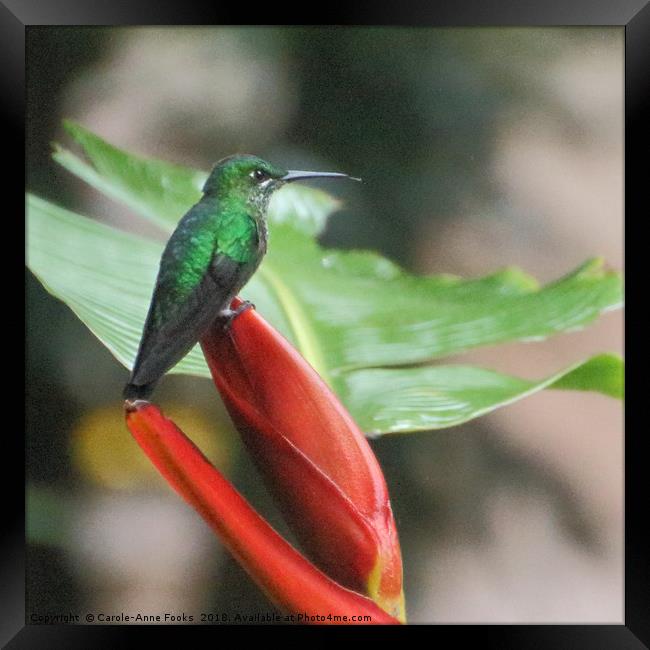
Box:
[10,1,646,646]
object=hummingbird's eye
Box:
[252,169,269,182]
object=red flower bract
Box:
[126,402,399,624]
[200,299,405,621]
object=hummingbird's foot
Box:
[221,301,256,331]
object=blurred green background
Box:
[26,27,623,623]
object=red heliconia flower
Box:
[200,299,405,621]
[126,402,400,624]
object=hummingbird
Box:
[123,154,358,402]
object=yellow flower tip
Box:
[366,555,407,623]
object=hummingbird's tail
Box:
[123,381,156,402]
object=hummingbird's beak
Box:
[281,170,362,183]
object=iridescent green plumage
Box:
[124,154,356,401]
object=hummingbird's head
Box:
[202,154,360,210]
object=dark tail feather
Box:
[123,381,156,401]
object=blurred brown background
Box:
[26,27,623,623]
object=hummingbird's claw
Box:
[222,301,256,331]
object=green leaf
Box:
[53,122,623,378]
[26,193,622,433]
[54,120,340,237]
[549,352,623,399]
[27,123,624,435]
[342,354,624,435]
[27,194,167,372]
[259,228,622,377]
[55,120,205,230]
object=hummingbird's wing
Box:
[128,252,246,390]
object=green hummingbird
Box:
[124,154,358,402]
